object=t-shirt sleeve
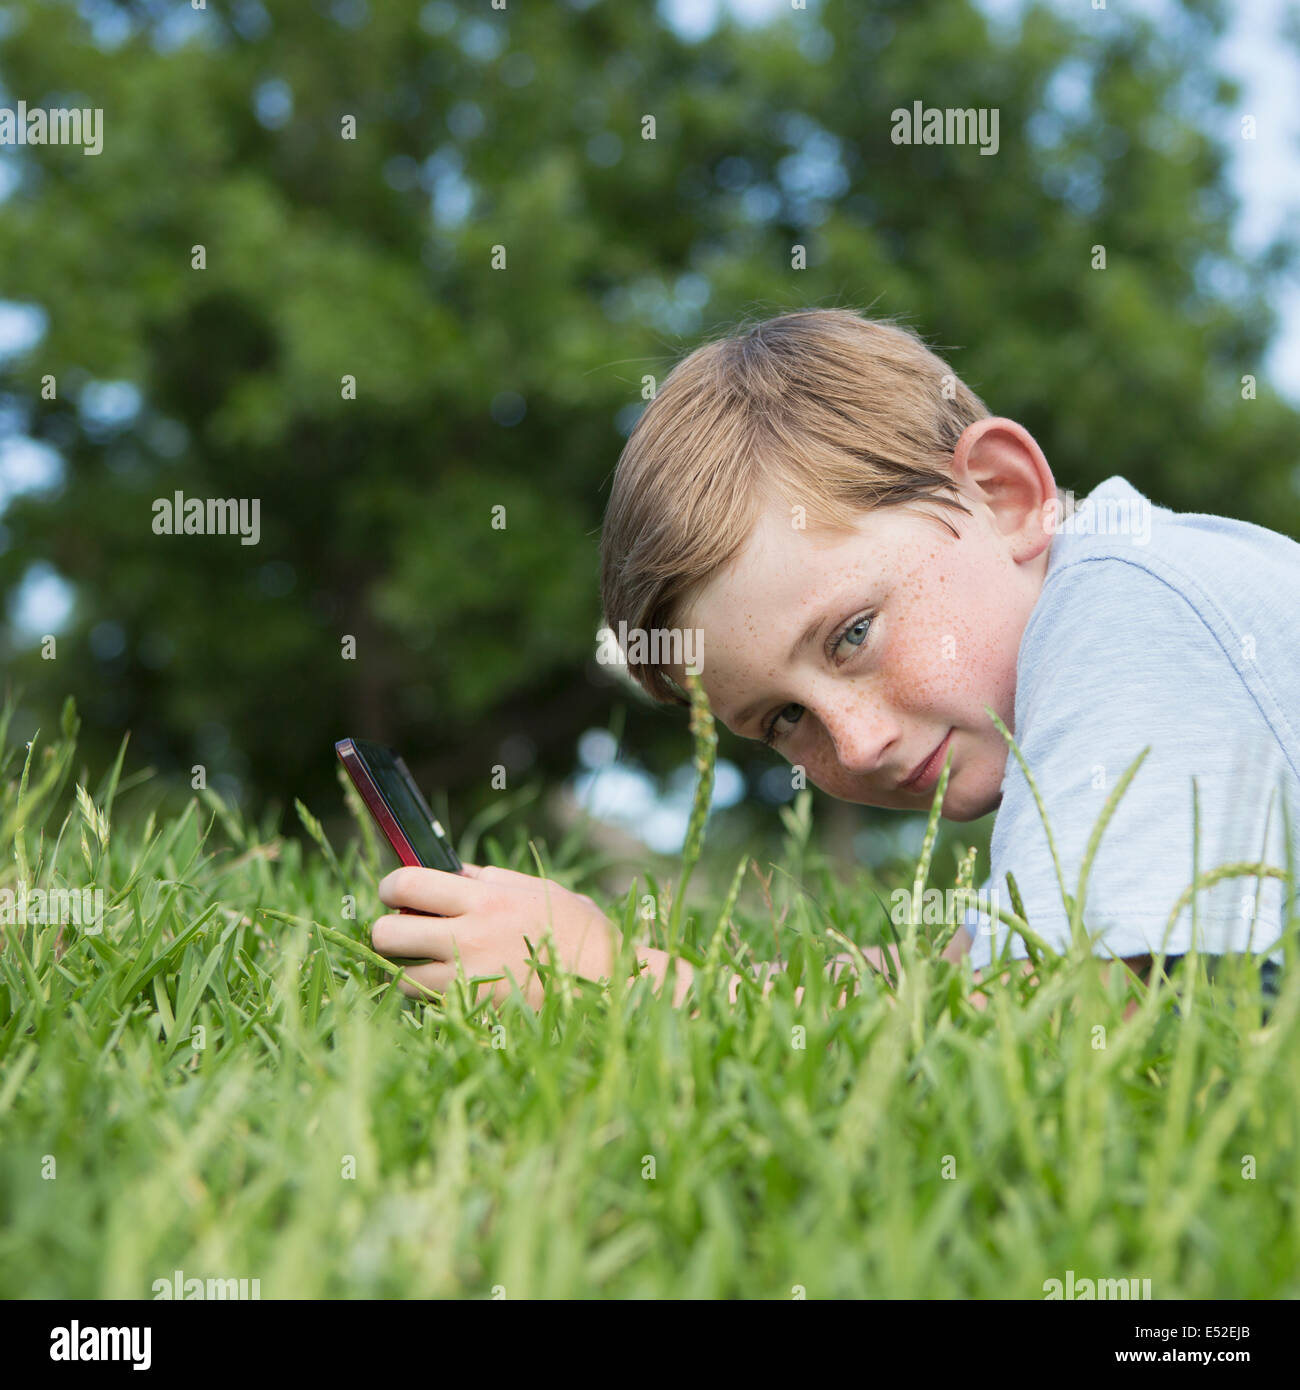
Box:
[965,556,1295,974]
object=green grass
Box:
[1,693,1297,1299]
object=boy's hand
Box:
[371,863,618,1010]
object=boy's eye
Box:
[761,611,873,745]
[833,615,873,660]
[763,703,804,746]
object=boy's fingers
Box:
[396,960,458,998]
[378,866,479,914]
[456,863,524,885]
[465,863,537,888]
[859,945,899,975]
[370,913,457,961]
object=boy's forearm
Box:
[940,927,1149,1019]
[631,945,763,1011]
[632,945,857,1013]
[630,926,990,1014]
[632,944,697,1008]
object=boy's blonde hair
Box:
[600,308,991,706]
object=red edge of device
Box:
[335,737,425,868]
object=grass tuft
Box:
[0,696,1297,1297]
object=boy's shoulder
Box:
[1037,474,1300,614]
[1025,475,1300,730]
[968,476,1300,973]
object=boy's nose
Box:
[820,705,898,780]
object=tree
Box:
[0,0,1294,821]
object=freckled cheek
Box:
[947,620,1022,726]
[788,732,849,797]
[887,595,1019,715]
[803,757,901,809]
[876,607,954,705]
[802,756,857,800]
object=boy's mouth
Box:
[899,729,953,793]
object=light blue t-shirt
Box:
[965,475,1300,974]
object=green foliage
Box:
[2,701,1298,1298]
[0,0,1296,811]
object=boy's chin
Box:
[940,788,1001,822]
[814,763,1003,820]
[940,778,1002,822]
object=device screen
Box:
[345,738,462,873]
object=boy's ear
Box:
[950,417,1055,555]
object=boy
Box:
[374,309,1299,1015]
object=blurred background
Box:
[1,0,1298,888]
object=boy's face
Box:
[667,420,1055,822]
